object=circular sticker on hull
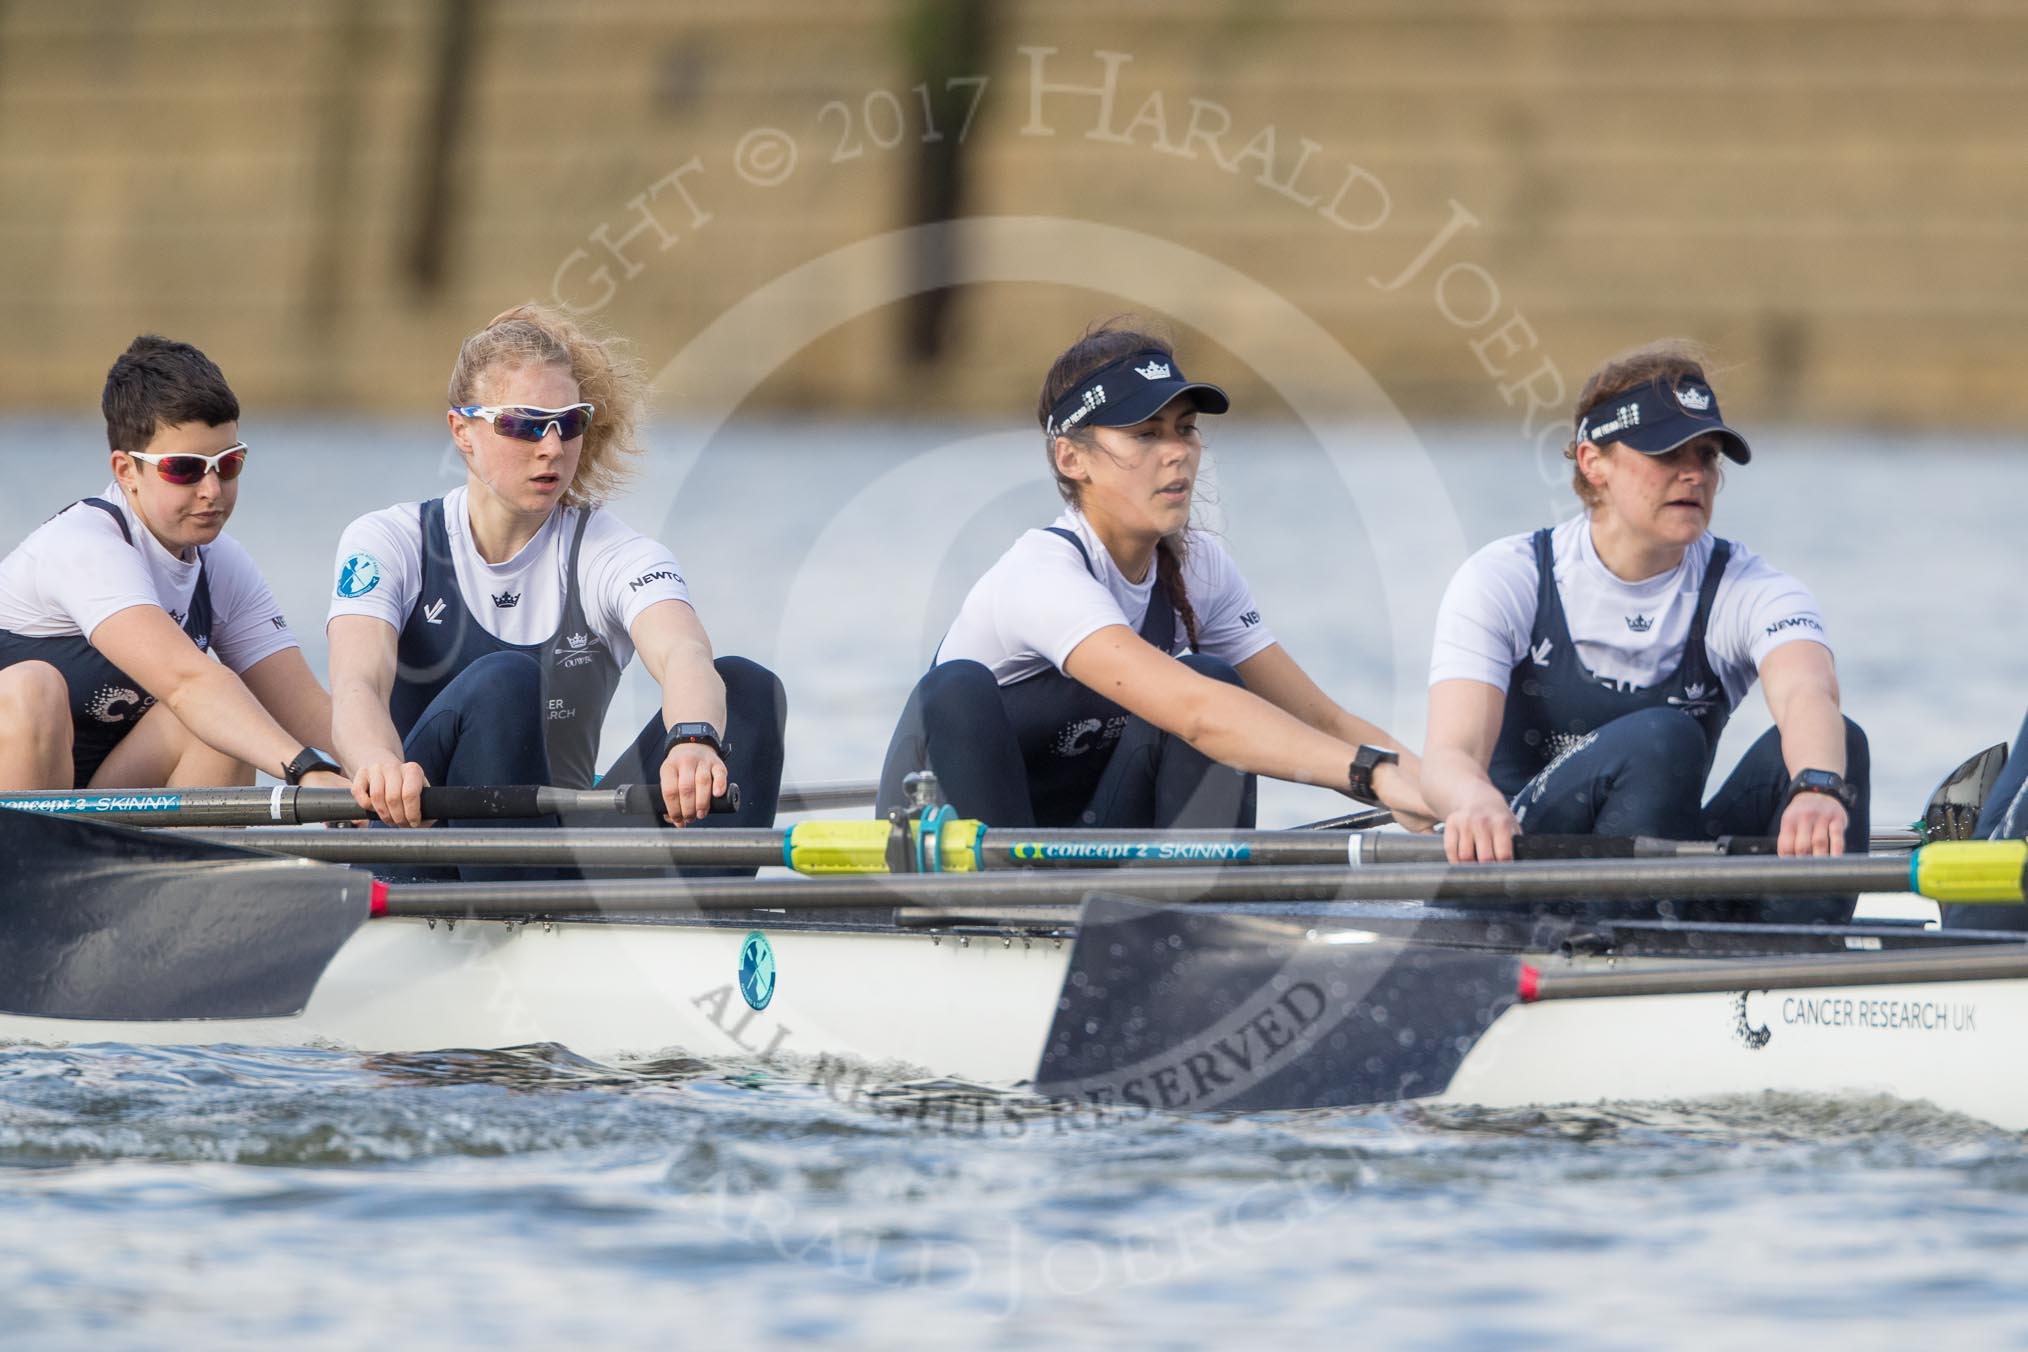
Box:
[739,931,776,1011]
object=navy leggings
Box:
[877,655,1257,829]
[1941,707,2028,931]
[1510,706,1871,923]
[399,650,786,878]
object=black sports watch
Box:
[1347,745,1399,805]
[1781,768,1857,813]
[661,722,724,758]
[283,746,343,785]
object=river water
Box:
[3,419,2025,1347]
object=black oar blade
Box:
[1923,743,2010,842]
[1032,893,1521,1112]
[0,807,371,1020]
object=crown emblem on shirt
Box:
[1669,682,1716,712]
[566,631,589,650]
[491,590,521,609]
[1625,613,1653,633]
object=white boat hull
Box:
[1442,975,2026,1127]
[5,913,2025,1130]
[0,916,1071,1080]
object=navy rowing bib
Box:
[389,499,623,789]
[1487,528,1735,800]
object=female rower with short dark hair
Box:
[877,322,1432,830]
[327,304,783,838]
[1420,340,1868,918]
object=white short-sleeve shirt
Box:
[0,486,299,673]
[325,486,692,668]
[935,508,1278,684]
[1429,516,1830,708]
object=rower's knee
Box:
[0,660,67,713]
[919,659,998,719]
[1612,706,1708,764]
[0,661,69,726]
[1178,653,1243,688]
[1841,716,1870,786]
[715,655,787,734]
[455,650,542,713]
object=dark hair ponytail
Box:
[1154,535,1201,651]
[1038,317,1200,650]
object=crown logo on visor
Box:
[1134,361,1172,381]
[1676,385,1712,412]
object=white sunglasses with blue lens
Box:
[454,403,595,442]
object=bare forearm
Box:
[331,678,405,773]
[1179,679,1359,788]
[1776,689,1847,778]
[1421,746,1506,819]
[658,645,728,736]
[242,653,335,755]
[161,666,308,779]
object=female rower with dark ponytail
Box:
[878,321,1433,830]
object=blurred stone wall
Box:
[0,0,2021,430]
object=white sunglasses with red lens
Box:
[128,443,249,485]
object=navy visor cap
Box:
[1575,378,1752,465]
[1044,349,1231,437]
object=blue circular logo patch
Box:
[738,931,775,1011]
[336,552,381,598]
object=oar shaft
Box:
[379,852,1979,918]
[180,825,1938,872]
[777,780,878,813]
[1527,944,2028,1001]
[183,827,788,868]
[0,784,735,825]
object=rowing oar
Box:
[0,784,737,826]
[158,825,1992,874]
[0,808,372,1020]
[6,803,2028,1024]
[158,741,2014,863]
[165,825,1891,870]
[1030,892,2028,1114]
[777,780,878,813]
[366,841,2028,915]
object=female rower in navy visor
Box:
[1421,340,1868,919]
[326,304,784,849]
[878,322,1434,831]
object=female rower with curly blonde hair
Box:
[327,304,783,842]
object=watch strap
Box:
[283,747,342,785]
[660,722,723,758]
[1781,768,1856,813]
[1347,745,1399,805]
